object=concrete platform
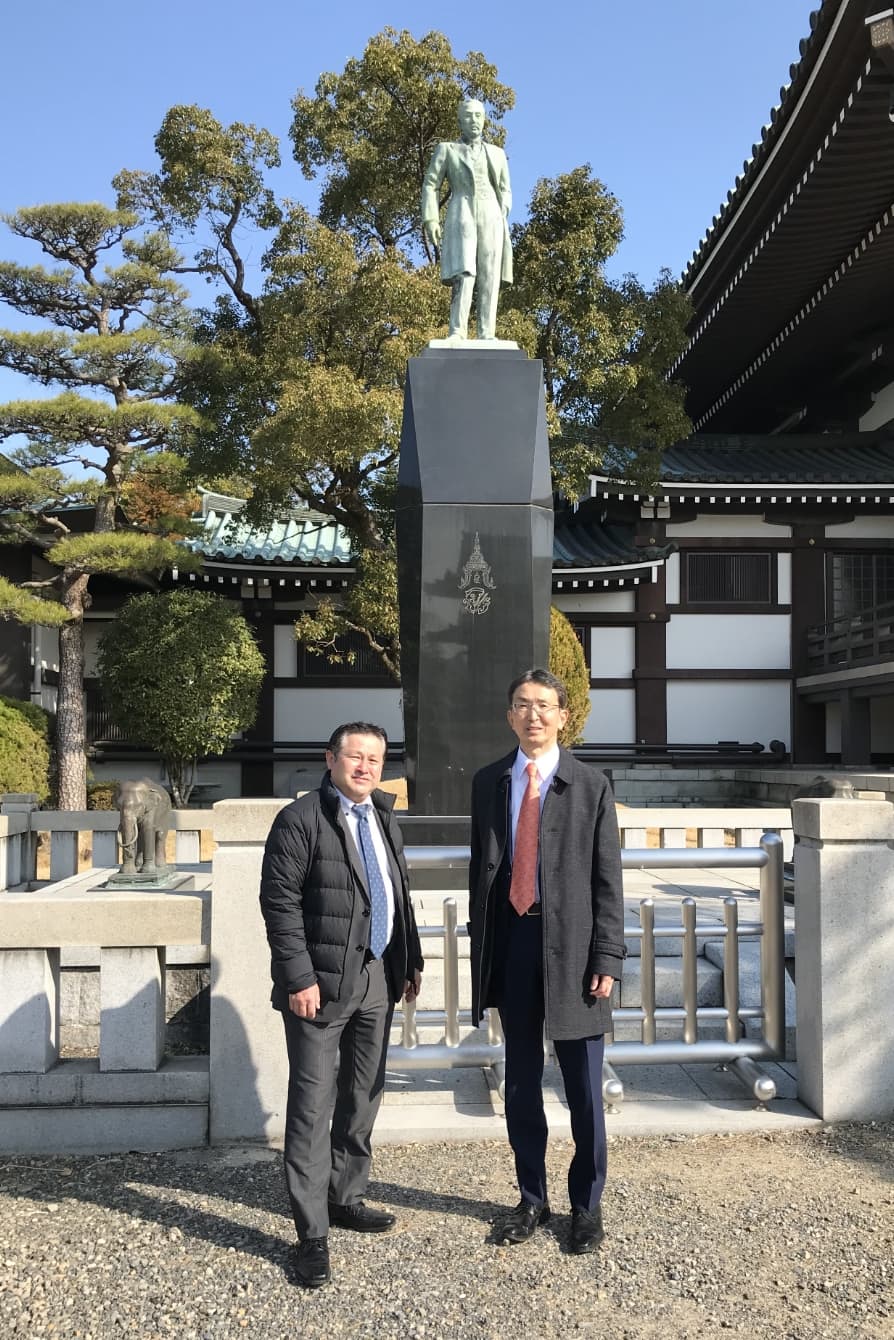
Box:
[374,1058,819,1144]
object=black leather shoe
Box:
[328,1200,396,1233]
[495,1199,551,1245]
[569,1206,605,1254]
[293,1237,330,1288]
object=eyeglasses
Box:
[511,701,561,716]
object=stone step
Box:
[619,956,723,1008]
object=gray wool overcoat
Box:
[469,747,626,1040]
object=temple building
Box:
[3,0,894,794]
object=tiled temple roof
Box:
[658,434,894,485]
[191,491,354,566]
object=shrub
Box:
[97,589,265,805]
[86,781,119,811]
[549,606,591,746]
[0,694,51,741]
[0,698,51,801]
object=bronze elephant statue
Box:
[114,778,172,880]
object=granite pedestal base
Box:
[397,346,553,815]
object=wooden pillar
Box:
[839,689,872,766]
[634,517,667,744]
[241,607,275,797]
[790,524,827,764]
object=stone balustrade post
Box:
[0,948,59,1071]
[209,799,288,1143]
[0,794,39,890]
[793,798,894,1121]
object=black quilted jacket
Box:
[259,772,423,1010]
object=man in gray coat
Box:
[421,97,512,340]
[469,669,625,1254]
[260,722,423,1288]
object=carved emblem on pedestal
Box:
[459,533,496,615]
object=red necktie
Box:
[509,761,540,915]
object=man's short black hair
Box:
[507,668,568,710]
[326,722,389,755]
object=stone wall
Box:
[610,766,894,807]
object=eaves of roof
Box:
[683,0,855,295]
[589,432,894,492]
[553,515,674,568]
[660,433,894,485]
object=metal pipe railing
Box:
[397,836,788,1107]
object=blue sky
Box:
[1,0,814,409]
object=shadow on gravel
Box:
[816,1126,894,1186]
[0,1154,295,1267]
[368,1178,504,1223]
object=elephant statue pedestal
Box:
[104,778,194,891]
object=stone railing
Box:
[616,807,793,859]
[18,799,887,1159]
[0,873,210,1151]
[0,795,214,891]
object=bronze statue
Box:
[113,778,172,881]
[421,98,513,340]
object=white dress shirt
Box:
[509,744,560,904]
[334,787,396,944]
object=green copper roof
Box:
[192,491,354,566]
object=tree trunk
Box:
[167,756,196,808]
[56,572,90,811]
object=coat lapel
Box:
[492,752,514,860]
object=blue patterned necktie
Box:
[352,805,390,958]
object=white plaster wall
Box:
[666,614,790,670]
[859,378,894,431]
[590,626,635,678]
[777,553,792,604]
[666,515,792,538]
[273,624,297,676]
[870,695,894,751]
[274,687,403,742]
[35,624,59,677]
[826,701,841,753]
[667,681,791,747]
[825,517,894,537]
[583,689,635,743]
[665,552,680,603]
[553,591,635,614]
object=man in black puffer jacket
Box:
[260,722,423,1289]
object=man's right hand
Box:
[424,220,441,249]
[288,983,321,1019]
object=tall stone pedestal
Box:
[396,347,553,815]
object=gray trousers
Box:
[281,957,392,1240]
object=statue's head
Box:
[458,98,486,140]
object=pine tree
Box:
[0,204,202,807]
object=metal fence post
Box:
[759,832,785,1059]
[443,897,459,1048]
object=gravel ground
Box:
[1,1123,892,1340]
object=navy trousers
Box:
[497,912,607,1212]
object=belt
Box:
[523,904,542,917]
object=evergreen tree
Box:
[0,204,202,807]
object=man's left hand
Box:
[403,970,422,1002]
[589,974,614,999]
